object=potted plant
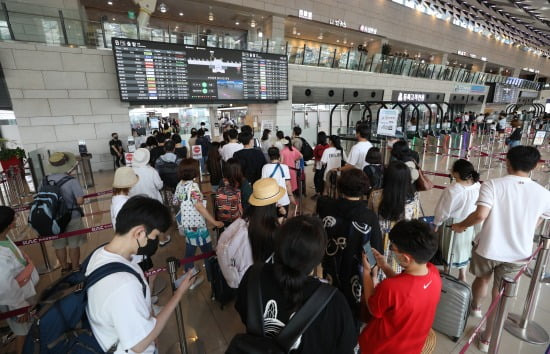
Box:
[0,138,25,171]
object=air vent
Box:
[305,89,311,96]
[353,91,359,97]
[328,90,334,97]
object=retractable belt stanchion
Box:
[504,235,550,345]
[526,220,550,283]
[37,242,59,275]
[488,277,518,354]
[166,257,205,354]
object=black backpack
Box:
[363,165,384,191]
[23,248,146,354]
[157,160,180,189]
[299,138,314,161]
[226,264,336,354]
[28,176,73,236]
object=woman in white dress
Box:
[434,159,481,282]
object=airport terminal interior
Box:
[0,0,550,353]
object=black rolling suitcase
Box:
[207,227,235,309]
[432,220,472,342]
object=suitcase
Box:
[432,273,471,341]
[207,255,236,310]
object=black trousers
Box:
[313,167,326,194]
[113,154,126,168]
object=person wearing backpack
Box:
[234,132,266,185]
[173,159,224,289]
[261,147,296,217]
[86,196,197,354]
[0,206,39,354]
[363,147,384,195]
[216,178,284,288]
[230,216,356,354]
[43,152,86,274]
[155,139,182,190]
[316,169,383,326]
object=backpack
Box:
[299,137,313,161]
[363,165,383,190]
[226,264,337,354]
[28,176,73,236]
[176,182,206,230]
[216,218,253,288]
[215,180,243,223]
[157,160,180,190]
[23,248,146,354]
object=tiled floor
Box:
[2,134,550,354]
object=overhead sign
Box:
[359,25,378,34]
[397,92,425,102]
[191,145,202,159]
[454,85,470,94]
[329,19,347,27]
[298,9,312,20]
[377,109,399,137]
[391,90,443,102]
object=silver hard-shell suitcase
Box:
[432,220,472,342]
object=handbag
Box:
[226,264,337,354]
[415,164,434,191]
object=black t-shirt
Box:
[149,146,164,166]
[109,139,123,156]
[175,146,187,159]
[235,264,357,354]
[233,148,266,185]
[509,128,522,141]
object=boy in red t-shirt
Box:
[359,220,442,354]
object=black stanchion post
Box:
[488,276,518,354]
[504,234,550,345]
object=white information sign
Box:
[261,120,275,132]
[533,130,546,146]
[377,109,400,137]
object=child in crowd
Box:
[360,220,441,354]
[173,158,224,289]
[110,167,139,230]
[0,206,39,353]
[261,147,296,217]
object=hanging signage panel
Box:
[377,109,400,137]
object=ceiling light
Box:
[292,26,296,35]
[350,42,354,45]
[208,11,214,21]
[296,32,301,36]
[250,19,256,28]
[258,31,263,38]
[336,39,340,43]
[159,2,167,13]
[318,32,323,40]
[112,17,116,21]
[235,21,239,25]
[343,38,347,44]
[179,12,184,16]
[107,1,113,5]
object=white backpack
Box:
[215,218,253,288]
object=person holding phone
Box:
[359,220,441,354]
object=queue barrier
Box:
[12,189,114,213]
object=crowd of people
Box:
[1,120,549,354]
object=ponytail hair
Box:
[284,136,293,151]
[452,159,480,183]
[273,216,327,310]
[329,135,343,152]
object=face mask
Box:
[136,235,159,257]
[113,136,118,140]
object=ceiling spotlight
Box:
[292,26,297,35]
[107,1,113,5]
[343,38,347,44]
[296,32,301,36]
[258,31,263,38]
[179,12,184,16]
[250,19,256,28]
[159,3,167,13]
[318,32,324,40]
[336,39,340,43]
[209,11,214,21]
[235,21,239,25]
[112,17,116,21]
[350,42,354,45]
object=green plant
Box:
[0,139,25,161]
[381,43,392,56]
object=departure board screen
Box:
[112,38,288,103]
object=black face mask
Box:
[136,236,159,257]
[113,136,118,140]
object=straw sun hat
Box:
[112,167,139,189]
[46,152,77,175]
[248,178,286,207]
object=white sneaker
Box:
[189,276,204,290]
[174,268,199,288]
[471,306,482,318]
[477,337,490,352]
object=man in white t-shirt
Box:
[339,124,373,172]
[220,128,243,161]
[452,146,550,352]
[86,196,196,353]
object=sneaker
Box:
[159,235,172,247]
[174,268,199,288]
[151,295,159,305]
[189,276,204,290]
[471,306,482,318]
[477,337,490,352]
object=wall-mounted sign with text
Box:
[329,19,347,27]
[359,25,378,34]
[377,109,399,137]
[391,90,444,102]
[298,9,312,20]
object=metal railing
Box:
[0,3,542,91]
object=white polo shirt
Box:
[345,141,372,170]
[474,175,550,262]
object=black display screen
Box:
[112,38,288,103]
[0,63,12,110]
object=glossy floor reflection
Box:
[2,134,549,354]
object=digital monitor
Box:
[112,38,288,103]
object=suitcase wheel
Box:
[452,336,459,342]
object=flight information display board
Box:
[112,38,288,103]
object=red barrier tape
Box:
[143,250,216,277]
[14,189,113,213]
[0,306,33,321]
[458,244,543,353]
[15,223,113,246]
[423,171,451,178]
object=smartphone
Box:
[363,242,377,268]
[190,269,202,280]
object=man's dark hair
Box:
[356,123,369,139]
[365,147,382,165]
[268,147,280,160]
[228,128,238,140]
[241,125,253,134]
[146,136,158,147]
[179,158,199,180]
[389,219,438,263]
[164,139,175,152]
[111,132,118,137]
[197,129,205,137]
[0,206,15,233]
[171,134,182,144]
[156,133,167,143]
[337,169,370,197]
[115,196,171,235]
[293,126,302,136]
[507,146,540,172]
[239,132,253,145]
